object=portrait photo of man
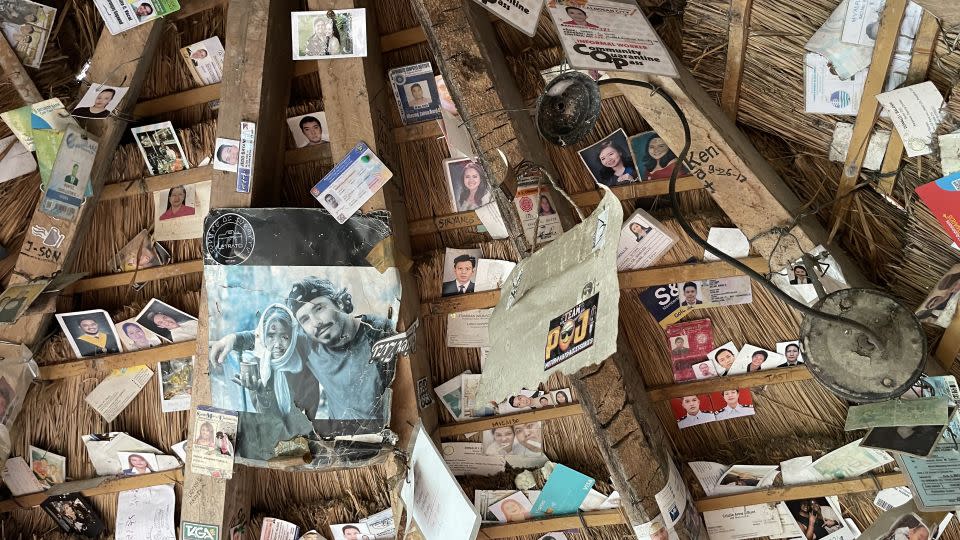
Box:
[441,253,478,296]
[56,309,122,359]
[680,281,703,307]
[405,82,431,107]
[286,112,329,148]
[674,394,715,428]
[670,335,689,357]
[64,163,80,186]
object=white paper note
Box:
[1,456,45,496]
[703,504,783,540]
[474,202,510,239]
[876,81,945,157]
[84,366,154,423]
[828,122,890,171]
[441,442,506,476]
[703,228,749,262]
[939,133,960,176]
[446,309,492,348]
[115,484,176,540]
[804,53,863,115]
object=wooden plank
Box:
[720,0,754,119]
[180,0,295,534]
[170,0,226,20]
[477,509,625,539]
[619,257,768,290]
[421,290,500,315]
[570,177,703,207]
[381,26,427,53]
[612,65,868,284]
[0,35,42,103]
[311,0,439,448]
[99,167,211,202]
[408,210,483,236]
[0,21,165,348]
[912,0,960,27]
[877,12,940,195]
[393,121,443,144]
[0,469,183,512]
[829,0,907,232]
[285,143,332,166]
[410,0,579,255]
[133,84,222,118]
[38,341,197,380]
[438,404,584,437]
[66,260,203,294]
[695,473,907,512]
[647,366,812,401]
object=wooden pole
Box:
[0,36,42,103]
[720,0,754,119]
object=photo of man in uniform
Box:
[72,316,119,357]
[406,82,431,107]
[442,254,476,296]
[675,394,714,428]
[64,163,80,186]
[670,336,689,357]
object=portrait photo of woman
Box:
[444,158,492,212]
[538,194,556,215]
[578,129,637,187]
[629,131,690,181]
[158,185,196,221]
[135,298,198,343]
[115,320,161,351]
[629,221,653,242]
[119,452,156,476]
[195,421,216,449]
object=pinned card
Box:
[531,464,595,517]
[311,141,393,224]
[617,209,676,271]
[876,81,945,158]
[917,172,960,247]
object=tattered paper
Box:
[203,208,399,470]
[477,188,620,402]
[828,122,890,171]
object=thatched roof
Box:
[2,0,959,538]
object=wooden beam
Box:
[829,0,907,233]
[571,335,707,537]
[0,21,165,347]
[65,260,203,294]
[133,84,222,118]
[476,509,625,539]
[408,210,484,236]
[720,0,754,119]
[421,290,500,315]
[570,177,703,207]
[647,366,812,401]
[611,64,868,284]
[438,404,585,437]
[180,0,295,534]
[0,469,183,512]
[877,12,940,195]
[694,472,907,512]
[393,121,443,144]
[170,0,226,20]
[618,257,767,290]
[912,0,960,28]
[99,167,211,202]
[37,341,197,380]
[381,26,427,53]
[411,0,578,254]
[284,143,332,166]
[0,35,42,103]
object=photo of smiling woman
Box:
[444,158,491,212]
[579,129,637,186]
[629,131,690,181]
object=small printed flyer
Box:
[190,405,238,479]
[310,141,393,224]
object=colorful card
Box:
[39,126,97,222]
[917,172,960,248]
[389,62,442,125]
[531,464,595,517]
[666,319,713,383]
[671,394,716,428]
[190,405,238,479]
[544,293,598,370]
[93,0,181,35]
[310,141,393,224]
[0,0,56,68]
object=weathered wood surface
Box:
[720,0,753,119]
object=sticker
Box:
[182,521,219,540]
[369,319,419,363]
[236,122,255,193]
[30,224,65,248]
[417,376,434,409]
[544,293,598,370]
[203,213,255,265]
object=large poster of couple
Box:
[203,208,400,468]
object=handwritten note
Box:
[115,484,176,540]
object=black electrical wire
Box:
[598,77,883,345]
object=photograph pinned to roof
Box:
[0,279,51,325]
[191,405,237,479]
[489,491,533,523]
[72,84,129,119]
[708,342,738,376]
[286,111,328,148]
[389,62,442,125]
[39,125,98,222]
[671,394,716,429]
[40,492,105,538]
[729,344,786,375]
[628,130,690,182]
[29,445,65,487]
[578,128,637,187]
[616,208,676,271]
[444,157,492,213]
[291,9,367,60]
[114,318,163,352]
[112,230,170,274]
[56,309,122,358]
[135,298,198,344]
[0,0,56,68]
[776,340,805,366]
[93,0,181,35]
[179,36,225,86]
[212,138,240,172]
[132,121,190,176]
[711,389,755,421]
[152,180,211,241]
[117,451,159,475]
[441,248,482,297]
[915,263,960,328]
[158,356,193,413]
[666,318,714,383]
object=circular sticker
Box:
[908,137,927,152]
[518,196,533,213]
[204,213,255,265]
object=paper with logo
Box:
[360,508,396,539]
[917,172,960,248]
[400,424,481,540]
[855,499,948,539]
[703,504,783,540]
[190,405,238,479]
[655,458,688,528]
[513,180,563,246]
[179,36,225,86]
[617,208,676,271]
[804,53,863,115]
[182,522,219,540]
[544,0,678,77]
[84,366,154,423]
[236,121,255,193]
[441,442,506,476]
[478,188,621,402]
[93,0,181,35]
[1,98,77,152]
[0,0,56,68]
[897,449,960,511]
[40,126,98,222]
[531,463,595,517]
[115,484,176,540]
[842,0,922,47]
[260,518,300,540]
[472,0,544,36]
[876,82,945,158]
[446,309,492,348]
[804,0,872,80]
[389,62,442,125]
[202,208,398,469]
[311,141,393,224]
[640,275,694,328]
